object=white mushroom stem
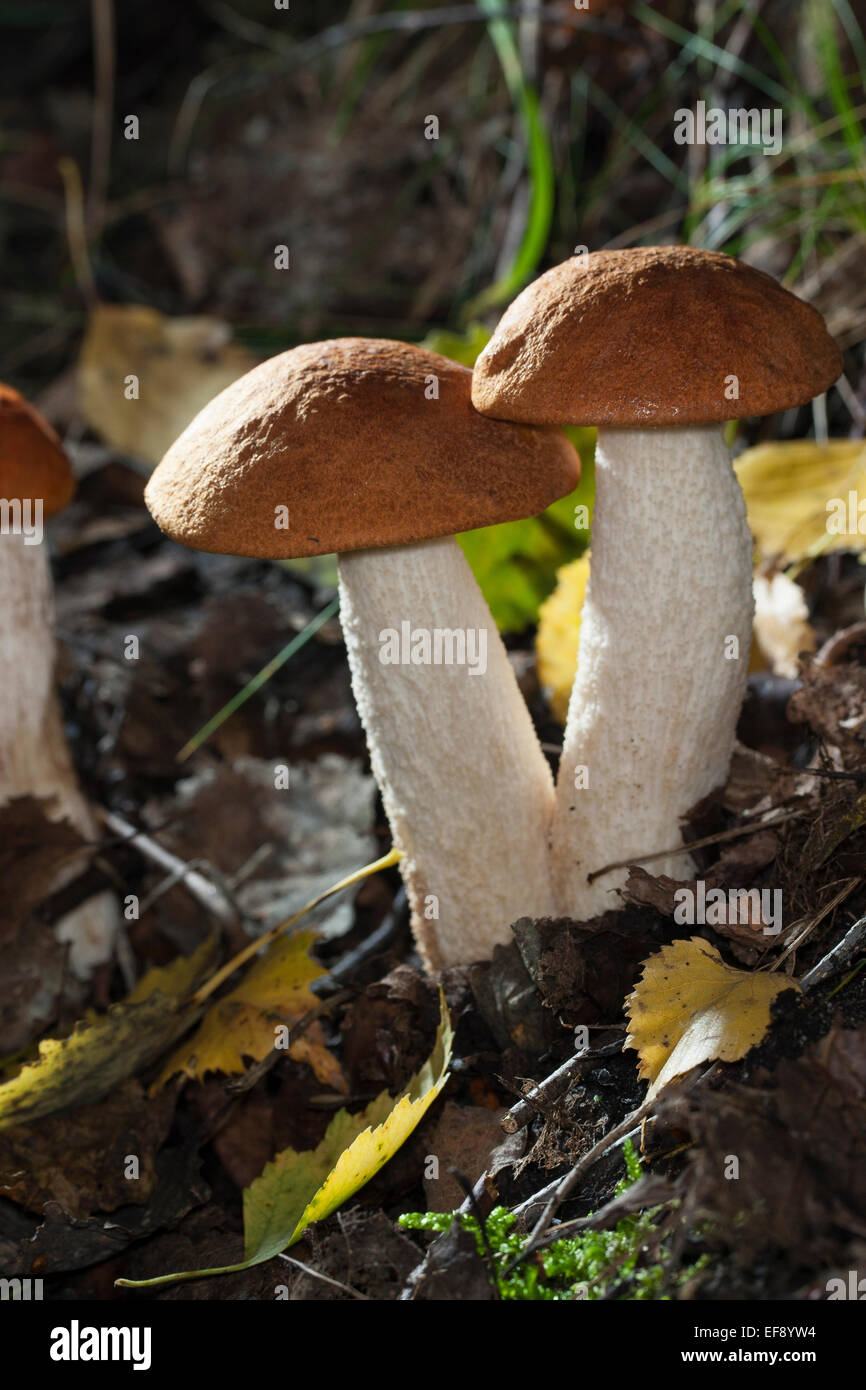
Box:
[551,424,754,920]
[0,533,117,976]
[339,535,556,969]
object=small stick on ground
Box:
[801,911,866,993]
[277,1252,369,1301]
[587,807,802,884]
[99,807,244,934]
[500,1039,623,1135]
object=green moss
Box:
[399,1139,708,1301]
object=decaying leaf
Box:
[735,438,866,564]
[78,303,257,465]
[0,1079,174,1219]
[157,928,344,1092]
[0,936,218,1131]
[116,990,453,1289]
[536,552,590,722]
[625,937,799,1099]
[657,1023,866,1266]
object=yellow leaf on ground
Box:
[78,303,257,464]
[536,552,590,723]
[735,439,866,564]
[117,990,453,1289]
[625,937,799,1099]
[157,928,344,1092]
[0,935,218,1131]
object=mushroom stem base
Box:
[0,535,117,976]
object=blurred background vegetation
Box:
[1,0,865,626]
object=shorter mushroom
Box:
[145,339,580,968]
[473,247,841,919]
[0,384,117,974]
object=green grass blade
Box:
[177,595,340,762]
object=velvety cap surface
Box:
[144,339,580,558]
[472,246,843,427]
[0,384,75,517]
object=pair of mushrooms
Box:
[0,386,116,977]
[146,247,840,970]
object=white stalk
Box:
[339,536,556,969]
[551,425,754,919]
[0,534,116,976]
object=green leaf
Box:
[421,323,492,367]
[116,990,453,1289]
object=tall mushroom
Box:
[144,338,580,968]
[472,247,841,919]
[0,384,117,975]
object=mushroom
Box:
[144,338,580,968]
[472,247,841,919]
[0,384,117,974]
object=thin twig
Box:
[586,809,802,884]
[277,1252,370,1301]
[514,1099,656,1258]
[801,912,866,993]
[313,888,408,995]
[769,877,861,972]
[98,807,243,931]
[500,1040,622,1135]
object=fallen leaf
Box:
[157,928,344,1092]
[0,1079,174,1218]
[625,937,798,1099]
[116,990,453,1289]
[78,303,257,465]
[658,1022,866,1266]
[735,438,866,564]
[0,935,217,1131]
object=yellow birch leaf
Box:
[735,439,866,564]
[625,937,799,1099]
[535,551,590,723]
[156,928,344,1091]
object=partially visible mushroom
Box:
[472,247,841,919]
[0,384,117,975]
[144,339,580,968]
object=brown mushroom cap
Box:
[144,338,580,558]
[472,246,843,428]
[0,384,75,517]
